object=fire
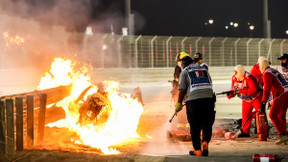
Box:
[3,31,25,47]
[40,57,144,154]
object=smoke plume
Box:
[0,0,130,68]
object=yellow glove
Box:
[175,102,183,114]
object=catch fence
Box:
[83,34,288,68]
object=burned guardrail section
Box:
[0,85,72,159]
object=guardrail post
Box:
[117,36,124,68]
[195,37,202,52]
[101,34,107,68]
[37,94,47,145]
[0,100,5,158]
[6,99,14,156]
[181,37,188,52]
[280,39,286,56]
[208,37,215,66]
[258,39,264,58]
[16,97,23,151]
[26,95,34,148]
[267,39,276,62]
[234,38,241,65]
[166,36,173,67]
[134,35,142,68]
[151,36,158,68]
[221,37,228,66]
[246,38,253,66]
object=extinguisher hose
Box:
[240,111,259,130]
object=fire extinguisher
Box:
[252,154,284,162]
[256,111,269,141]
[240,110,269,141]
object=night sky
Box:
[131,0,288,38]
[1,0,288,38]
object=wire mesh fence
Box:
[83,34,288,68]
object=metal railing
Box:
[0,85,71,160]
[0,95,46,159]
[81,34,288,68]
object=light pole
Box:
[263,0,271,38]
[125,0,134,35]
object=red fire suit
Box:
[262,67,288,135]
[250,63,264,86]
[227,72,262,134]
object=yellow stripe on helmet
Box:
[175,52,191,62]
[179,52,190,59]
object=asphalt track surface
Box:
[1,70,288,162]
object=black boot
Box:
[234,129,250,138]
[234,118,242,129]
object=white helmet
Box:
[234,65,245,81]
[259,59,269,73]
[258,56,267,63]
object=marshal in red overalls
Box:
[227,65,262,136]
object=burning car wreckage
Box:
[32,58,147,154]
[76,84,143,126]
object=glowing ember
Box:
[41,57,144,154]
[146,134,152,139]
[2,31,24,47]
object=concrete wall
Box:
[0,66,257,95]
[92,66,254,83]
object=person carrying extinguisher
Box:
[227,65,263,138]
[259,59,288,144]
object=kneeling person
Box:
[227,65,263,138]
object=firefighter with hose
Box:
[259,59,288,144]
[174,52,216,156]
[226,65,265,138]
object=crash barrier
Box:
[92,66,254,83]
[0,95,45,158]
[0,67,252,91]
[0,85,71,158]
[82,34,288,68]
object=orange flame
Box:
[41,57,144,154]
[3,31,24,47]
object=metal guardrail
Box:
[82,34,288,68]
[0,85,71,160]
[0,95,45,159]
